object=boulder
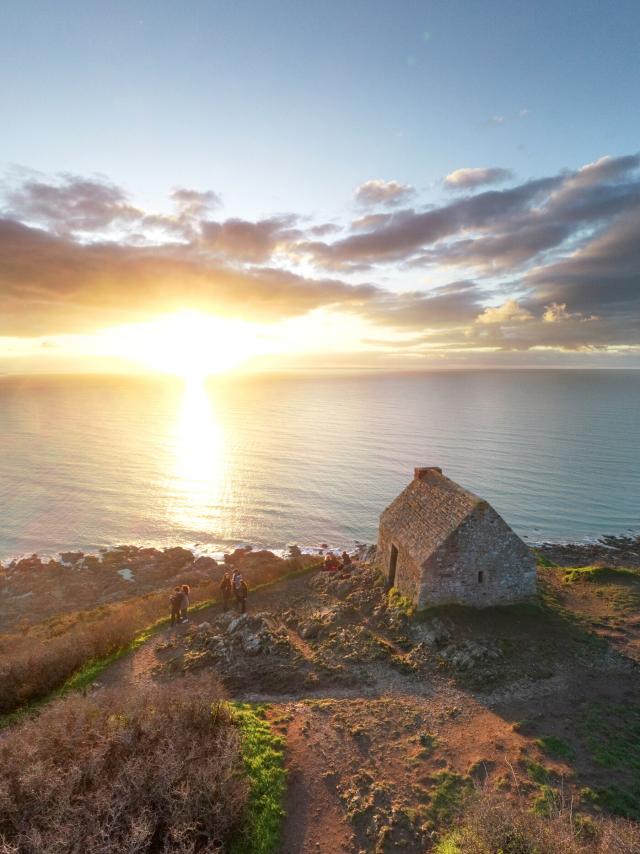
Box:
[299,620,322,640]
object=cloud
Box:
[199,215,302,263]
[1,156,640,361]
[541,302,598,323]
[481,108,530,128]
[361,281,484,330]
[444,167,514,190]
[525,204,640,324]
[476,299,533,325]
[170,188,221,216]
[351,213,393,232]
[303,176,560,269]
[2,171,140,234]
[354,179,415,208]
[0,216,375,335]
[303,153,640,276]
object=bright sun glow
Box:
[102,311,263,379]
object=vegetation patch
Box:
[563,565,640,585]
[535,734,575,761]
[581,702,640,773]
[0,677,246,853]
[581,785,640,822]
[388,586,415,616]
[434,788,640,853]
[230,703,287,854]
[424,771,473,827]
[522,758,552,785]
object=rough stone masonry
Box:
[377,467,537,608]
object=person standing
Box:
[170,587,182,626]
[179,584,190,623]
[233,572,248,613]
[220,572,232,612]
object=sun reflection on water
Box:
[172,378,226,532]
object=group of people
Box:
[169,584,191,626]
[322,551,353,574]
[169,569,249,627]
[170,548,356,626]
[219,569,248,613]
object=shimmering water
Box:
[0,371,638,559]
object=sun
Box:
[104,311,261,379]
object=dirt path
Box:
[100,573,318,691]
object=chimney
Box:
[414,466,442,480]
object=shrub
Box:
[0,677,246,853]
[435,788,640,853]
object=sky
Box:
[1,0,639,374]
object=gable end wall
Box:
[417,504,537,607]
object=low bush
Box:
[435,788,640,853]
[0,677,246,853]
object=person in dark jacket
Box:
[170,586,182,626]
[232,572,248,613]
[220,572,232,612]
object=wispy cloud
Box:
[353,179,415,208]
[444,167,514,190]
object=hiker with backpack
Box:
[232,570,248,613]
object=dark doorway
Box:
[388,545,398,588]
[478,570,484,584]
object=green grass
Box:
[523,759,552,784]
[388,587,415,616]
[563,565,640,585]
[230,704,287,854]
[0,561,320,731]
[533,550,558,568]
[424,771,473,827]
[577,703,640,820]
[535,735,575,761]
[581,785,640,821]
[581,702,640,772]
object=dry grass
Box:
[0,586,192,714]
[0,676,246,853]
[0,555,319,717]
[437,788,640,853]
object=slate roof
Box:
[379,468,487,563]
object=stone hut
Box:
[377,467,537,607]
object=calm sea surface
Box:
[0,371,638,560]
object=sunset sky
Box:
[1,0,639,375]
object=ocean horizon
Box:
[1,368,639,561]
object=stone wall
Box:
[418,503,537,607]
[377,525,424,603]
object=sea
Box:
[0,370,638,561]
